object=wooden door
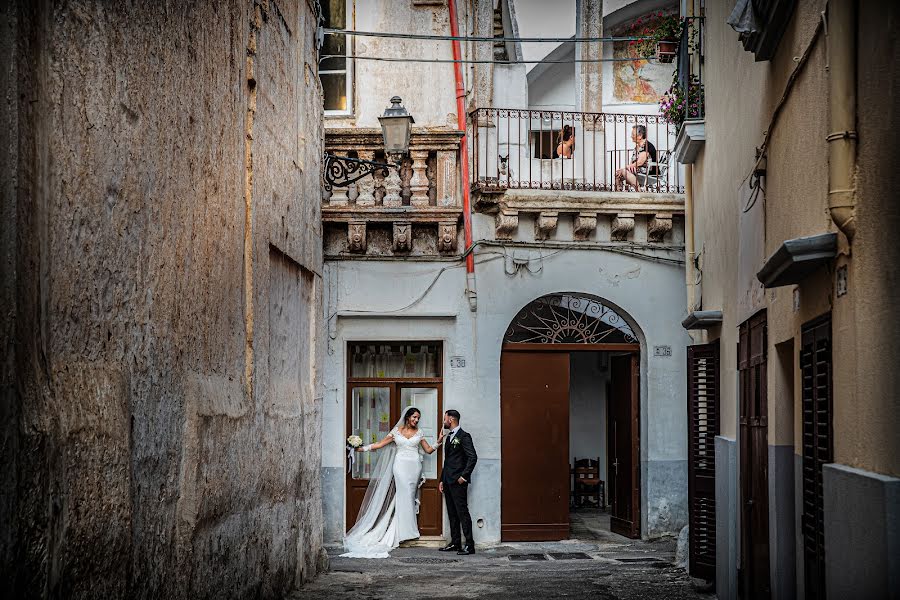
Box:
[500,351,570,541]
[608,353,640,539]
[346,383,443,535]
[800,316,832,600]
[739,311,770,599]
[687,342,720,580]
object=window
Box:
[530,131,556,159]
[320,0,352,114]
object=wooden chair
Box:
[571,457,605,509]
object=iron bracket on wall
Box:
[323,152,398,192]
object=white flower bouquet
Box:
[347,435,363,448]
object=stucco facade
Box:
[321,0,692,547]
[683,0,899,597]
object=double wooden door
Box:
[346,383,443,536]
[500,347,640,541]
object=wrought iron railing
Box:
[470,108,683,194]
[676,16,705,124]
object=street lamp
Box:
[378,96,414,156]
[323,96,414,192]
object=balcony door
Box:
[345,342,443,537]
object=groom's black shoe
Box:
[456,545,475,555]
[439,543,461,552]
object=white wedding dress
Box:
[342,420,424,558]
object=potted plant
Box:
[659,76,704,130]
[627,12,682,63]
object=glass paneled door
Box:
[346,343,443,537]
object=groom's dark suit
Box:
[442,428,477,548]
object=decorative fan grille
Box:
[504,294,637,344]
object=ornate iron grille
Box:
[504,293,637,344]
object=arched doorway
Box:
[500,293,642,541]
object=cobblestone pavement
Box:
[293,536,715,600]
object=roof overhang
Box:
[681,310,724,330]
[756,233,837,288]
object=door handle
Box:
[613,459,619,473]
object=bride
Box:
[342,406,444,558]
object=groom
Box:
[438,409,478,555]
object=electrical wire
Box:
[322,28,651,43]
[320,55,659,65]
[737,13,826,192]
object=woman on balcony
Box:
[556,125,575,159]
[615,124,658,191]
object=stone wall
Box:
[1,1,325,597]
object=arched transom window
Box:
[504,293,637,344]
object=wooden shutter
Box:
[738,311,771,599]
[800,315,832,600]
[687,341,720,580]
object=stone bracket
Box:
[495,209,519,240]
[438,221,458,254]
[611,213,635,241]
[392,222,412,252]
[648,212,673,243]
[573,212,598,241]
[348,220,367,253]
[535,211,559,240]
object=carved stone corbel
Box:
[648,212,673,242]
[438,221,458,253]
[535,211,559,240]
[348,220,367,253]
[392,221,412,252]
[573,212,598,241]
[495,209,519,239]
[610,212,635,241]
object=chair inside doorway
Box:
[571,457,605,509]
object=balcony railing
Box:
[470,108,683,195]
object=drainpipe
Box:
[449,0,477,311]
[684,165,696,315]
[827,0,858,243]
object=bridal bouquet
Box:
[346,435,363,474]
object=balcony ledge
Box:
[756,233,837,288]
[674,120,706,164]
[681,310,723,330]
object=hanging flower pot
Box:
[656,40,678,63]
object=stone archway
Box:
[500,292,642,540]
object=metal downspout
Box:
[827,0,858,243]
[448,0,477,311]
[685,165,696,315]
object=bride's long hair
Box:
[343,406,418,556]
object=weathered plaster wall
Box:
[2,1,325,597]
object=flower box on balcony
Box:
[674,119,706,165]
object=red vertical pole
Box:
[448,0,474,276]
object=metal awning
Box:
[756,233,837,288]
[681,310,724,330]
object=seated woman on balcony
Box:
[556,125,575,159]
[615,124,658,191]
